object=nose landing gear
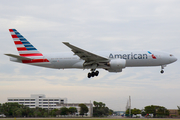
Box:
[87,69,99,78]
[160,65,166,74]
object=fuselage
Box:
[16,50,176,70]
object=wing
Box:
[63,42,109,65]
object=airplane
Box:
[5,29,177,78]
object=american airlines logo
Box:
[109,52,148,59]
[148,51,157,59]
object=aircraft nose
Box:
[170,55,177,63]
[174,57,177,62]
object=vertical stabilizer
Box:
[9,29,43,57]
[8,29,50,65]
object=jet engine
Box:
[106,59,126,72]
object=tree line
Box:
[93,101,113,117]
[0,101,113,117]
[0,102,88,117]
[125,105,171,118]
[177,106,180,116]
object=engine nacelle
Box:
[107,59,126,72]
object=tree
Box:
[2,102,22,117]
[78,104,89,117]
[48,108,60,117]
[98,102,105,108]
[178,106,180,115]
[156,107,169,117]
[55,109,61,116]
[93,101,112,117]
[0,103,2,114]
[125,108,141,116]
[144,105,169,117]
[125,108,132,117]
[60,107,69,115]
[33,110,41,117]
[109,109,114,115]
[26,108,34,117]
[125,108,130,116]
[93,101,98,107]
[0,102,51,117]
[69,107,77,115]
[21,106,30,117]
[144,105,158,117]
[14,108,22,117]
[132,108,141,115]
[43,112,48,117]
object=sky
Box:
[0,0,180,111]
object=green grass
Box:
[0,118,180,120]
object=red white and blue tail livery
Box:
[6,29,49,65]
[9,29,43,57]
[5,29,177,78]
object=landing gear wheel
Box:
[160,70,164,74]
[88,73,91,78]
[95,71,99,76]
[87,70,99,78]
[91,72,95,77]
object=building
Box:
[168,109,179,117]
[56,103,93,117]
[7,94,67,109]
[7,94,93,117]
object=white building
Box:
[7,94,67,109]
[7,94,93,117]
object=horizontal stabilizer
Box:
[4,54,32,60]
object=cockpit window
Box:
[170,54,173,56]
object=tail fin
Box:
[9,29,43,57]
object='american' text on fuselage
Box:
[109,53,148,59]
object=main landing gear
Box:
[88,69,99,78]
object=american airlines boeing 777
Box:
[5,29,177,78]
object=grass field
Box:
[1,118,180,120]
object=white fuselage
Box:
[28,50,176,70]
